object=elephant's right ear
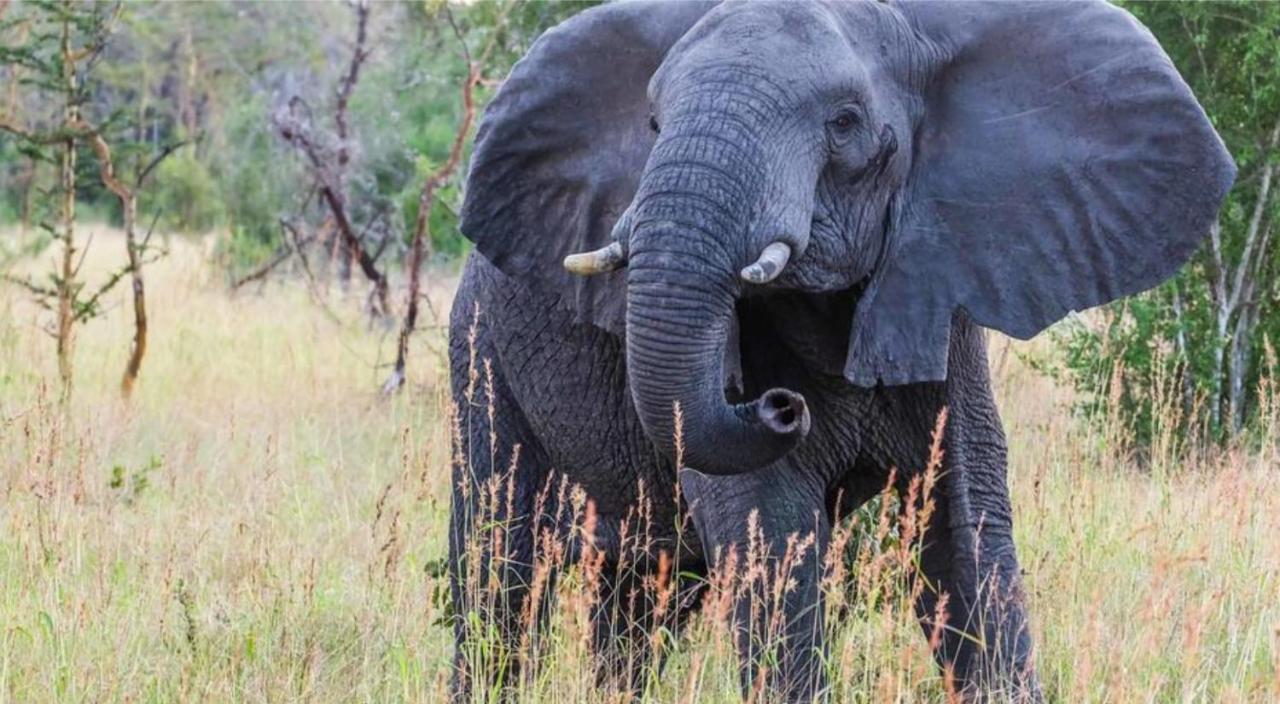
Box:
[460,1,717,336]
[842,0,1234,387]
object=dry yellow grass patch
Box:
[0,226,1276,702]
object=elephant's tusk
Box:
[563,242,626,276]
[740,242,791,284]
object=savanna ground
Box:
[1,228,1278,703]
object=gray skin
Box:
[448,1,1234,701]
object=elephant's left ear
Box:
[460,1,717,336]
[843,0,1235,386]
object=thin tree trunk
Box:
[181,24,199,138]
[1208,220,1229,432]
[331,0,369,289]
[76,122,181,399]
[120,202,147,399]
[1222,120,1279,435]
[273,2,374,298]
[3,26,34,238]
[1227,305,1255,434]
[1227,222,1277,435]
[336,233,354,287]
[1205,116,1280,437]
[55,8,79,403]
[317,183,389,315]
[1170,281,1195,422]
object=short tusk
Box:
[564,242,626,276]
[740,242,792,284]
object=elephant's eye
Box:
[648,114,660,134]
[829,111,858,134]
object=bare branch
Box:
[280,218,316,283]
[383,2,513,395]
[73,263,130,323]
[334,0,371,173]
[139,210,161,251]
[3,273,58,302]
[318,183,390,313]
[136,140,188,188]
[444,6,471,67]
[71,117,131,201]
[1180,16,1215,95]
[370,228,392,264]
[0,114,94,144]
[273,4,389,314]
[71,229,94,279]
[231,232,317,290]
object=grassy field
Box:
[1,228,1278,703]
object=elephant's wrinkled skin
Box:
[446,1,1233,700]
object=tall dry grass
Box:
[1,227,1277,702]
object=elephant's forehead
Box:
[674,0,849,64]
[653,0,860,99]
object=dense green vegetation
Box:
[1,1,592,269]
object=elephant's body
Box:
[449,253,1029,698]
[446,1,1233,700]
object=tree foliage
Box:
[1050,1,1280,450]
[4,1,594,273]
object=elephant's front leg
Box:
[906,319,1041,702]
[681,465,830,702]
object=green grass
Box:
[1,227,1277,702]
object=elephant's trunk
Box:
[626,222,809,475]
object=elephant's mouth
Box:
[730,273,871,379]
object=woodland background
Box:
[1,1,1277,443]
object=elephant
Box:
[446,0,1233,700]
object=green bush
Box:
[142,152,225,233]
[1046,287,1187,450]
[215,223,281,278]
[212,95,305,271]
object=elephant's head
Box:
[460,0,1234,475]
